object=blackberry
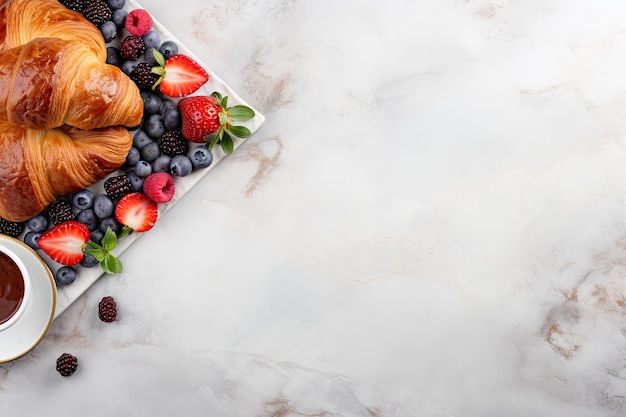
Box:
[0,217,25,238]
[82,0,112,26]
[56,353,78,377]
[98,296,117,322]
[159,130,189,157]
[119,36,145,61]
[104,174,133,200]
[59,0,85,13]
[47,200,75,225]
[131,63,159,91]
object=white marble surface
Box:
[3,0,626,415]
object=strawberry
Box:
[115,192,158,233]
[151,51,208,98]
[38,221,90,266]
[178,92,255,155]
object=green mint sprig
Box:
[83,227,123,274]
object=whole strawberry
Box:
[178,92,255,155]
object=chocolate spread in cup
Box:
[0,251,24,325]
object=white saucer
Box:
[0,235,56,363]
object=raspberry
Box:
[125,9,153,37]
[47,200,75,225]
[0,217,25,238]
[98,296,117,322]
[131,63,159,91]
[104,174,133,200]
[143,172,176,203]
[82,0,112,26]
[158,130,189,157]
[56,353,78,377]
[119,36,145,61]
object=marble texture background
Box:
[3,0,626,415]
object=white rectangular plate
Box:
[47,0,265,319]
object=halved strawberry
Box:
[115,192,158,232]
[151,52,208,98]
[38,221,90,266]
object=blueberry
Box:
[55,266,77,286]
[125,146,141,167]
[158,41,179,60]
[159,99,177,116]
[126,170,144,191]
[72,189,95,210]
[133,129,153,149]
[134,160,153,177]
[23,231,41,250]
[162,109,181,130]
[152,155,172,173]
[80,253,99,268]
[100,21,118,43]
[90,229,104,245]
[107,0,125,10]
[144,114,165,139]
[143,47,159,66]
[141,141,161,162]
[77,208,98,231]
[93,194,115,219]
[111,9,128,27]
[142,31,160,49]
[188,146,213,170]
[121,59,139,76]
[106,46,122,66]
[141,91,162,115]
[170,155,193,177]
[99,217,121,234]
[26,214,48,233]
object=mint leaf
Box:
[102,253,123,274]
[101,227,117,252]
[220,133,234,155]
[227,106,255,121]
[228,125,251,139]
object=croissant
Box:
[0,122,133,222]
[0,0,144,222]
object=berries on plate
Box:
[38,221,90,266]
[55,266,77,286]
[104,174,133,200]
[119,35,145,60]
[98,296,118,322]
[56,353,78,377]
[178,92,255,154]
[143,172,175,203]
[115,192,158,232]
[47,199,75,225]
[125,8,153,36]
[151,51,209,98]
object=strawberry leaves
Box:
[206,91,255,155]
[84,227,123,274]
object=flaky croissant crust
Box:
[0,0,144,221]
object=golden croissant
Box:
[0,0,144,222]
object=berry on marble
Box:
[56,353,78,377]
[98,296,118,322]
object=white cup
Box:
[0,245,31,332]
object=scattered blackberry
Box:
[59,0,85,13]
[159,130,189,157]
[98,296,117,322]
[119,36,145,61]
[56,353,78,377]
[131,62,159,91]
[0,217,25,238]
[47,200,75,225]
[104,174,133,200]
[82,0,112,26]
